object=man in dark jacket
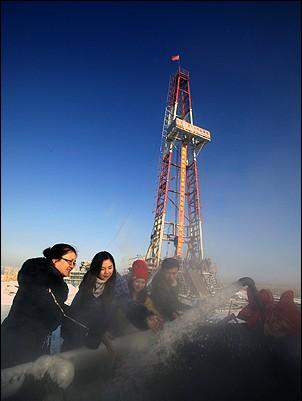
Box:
[150,258,189,321]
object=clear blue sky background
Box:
[2,1,300,284]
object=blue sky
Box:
[1,1,301,284]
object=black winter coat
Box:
[1,257,68,368]
[150,271,186,321]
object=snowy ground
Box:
[1,281,19,322]
[1,305,11,323]
[1,281,79,323]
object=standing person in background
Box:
[1,243,77,368]
[150,257,190,321]
[62,251,163,351]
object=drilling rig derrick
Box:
[146,66,218,297]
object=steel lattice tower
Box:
[146,66,217,296]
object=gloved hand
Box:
[146,314,164,332]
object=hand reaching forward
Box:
[146,315,164,332]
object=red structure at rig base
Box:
[146,66,218,297]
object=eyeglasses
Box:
[61,257,77,266]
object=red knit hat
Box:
[132,259,149,281]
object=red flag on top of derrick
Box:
[170,54,180,62]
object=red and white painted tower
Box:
[146,61,217,296]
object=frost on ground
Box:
[1,281,79,323]
[65,284,79,306]
[1,281,19,304]
[1,280,19,323]
[1,305,11,323]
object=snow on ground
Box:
[1,281,79,323]
[65,283,79,305]
[1,305,11,323]
[1,280,19,304]
[1,281,19,322]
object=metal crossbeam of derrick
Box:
[146,66,214,295]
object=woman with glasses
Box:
[1,243,77,368]
[62,251,163,352]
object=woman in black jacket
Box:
[62,251,162,351]
[1,243,77,368]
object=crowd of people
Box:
[1,243,187,369]
[1,243,301,370]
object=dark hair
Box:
[82,251,116,299]
[161,257,180,271]
[43,243,77,260]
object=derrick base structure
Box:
[146,67,218,297]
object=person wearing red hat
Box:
[109,259,161,336]
[128,259,160,316]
